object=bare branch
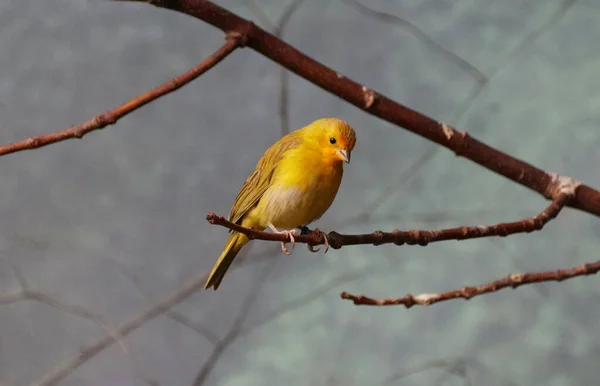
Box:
[383,356,517,386]
[339,145,440,227]
[35,244,291,386]
[342,260,600,307]
[341,0,487,84]
[206,188,573,250]
[380,358,471,386]
[453,0,577,128]
[33,271,211,386]
[191,263,275,386]
[0,0,590,381]
[189,265,379,385]
[119,0,600,217]
[245,0,308,136]
[166,311,220,346]
[0,269,156,386]
[240,268,376,337]
[118,266,220,346]
[0,290,24,305]
[0,38,240,158]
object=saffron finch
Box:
[204,118,357,290]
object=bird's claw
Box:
[268,223,300,256]
[307,229,329,253]
[279,229,299,255]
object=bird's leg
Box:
[307,229,330,254]
[268,223,299,255]
[297,225,310,235]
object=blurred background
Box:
[0,0,599,385]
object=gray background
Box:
[0,0,599,385]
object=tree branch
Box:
[34,270,210,386]
[341,260,600,307]
[244,0,308,136]
[206,176,576,249]
[118,0,600,217]
[342,0,487,84]
[2,269,157,386]
[0,37,240,157]
[0,0,586,383]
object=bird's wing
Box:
[228,134,302,228]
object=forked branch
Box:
[0,0,594,383]
[119,0,600,218]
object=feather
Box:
[227,132,302,228]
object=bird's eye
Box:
[329,137,336,144]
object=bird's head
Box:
[304,118,356,165]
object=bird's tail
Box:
[204,231,249,290]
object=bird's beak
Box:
[337,149,351,164]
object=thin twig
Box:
[240,268,376,337]
[453,0,577,129]
[1,269,157,386]
[4,0,591,383]
[191,263,275,386]
[245,0,308,136]
[206,188,574,250]
[382,0,579,184]
[36,243,291,386]
[342,0,487,84]
[341,260,600,307]
[0,38,240,157]
[34,271,212,386]
[27,38,245,386]
[338,145,440,227]
[117,266,220,346]
[380,358,470,386]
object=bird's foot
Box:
[268,224,299,255]
[307,229,330,254]
[297,225,310,235]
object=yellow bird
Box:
[204,118,357,290]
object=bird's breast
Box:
[259,158,343,229]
